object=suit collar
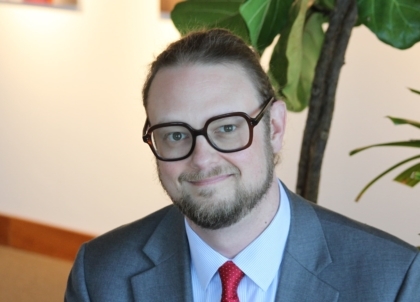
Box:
[130,207,193,302]
[128,184,339,301]
[276,185,339,301]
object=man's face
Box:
[146,63,279,229]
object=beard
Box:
[158,126,276,230]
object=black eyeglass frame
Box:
[142,97,275,162]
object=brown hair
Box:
[142,29,275,109]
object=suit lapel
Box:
[129,185,339,301]
[276,187,339,301]
[130,207,193,302]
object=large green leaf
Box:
[297,13,326,111]
[357,0,420,49]
[354,154,420,201]
[269,7,325,112]
[239,0,293,53]
[350,140,420,156]
[387,116,420,129]
[171,1,250,43]
[394,162,420,187]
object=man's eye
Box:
[166,132,187,141]
[219,125,236,133]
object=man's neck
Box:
[186,177,280,259]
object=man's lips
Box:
[187,174,233,186]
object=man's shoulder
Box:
[83,205,182,260]
[67,207,190,301]
[288,192,419,267]
[286,188,417,253]
[312,201,417,253]
[281,188,420,301]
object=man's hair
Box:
[142,28,275,109]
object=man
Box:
[66,29,420,301]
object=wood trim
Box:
[0,214,95,262]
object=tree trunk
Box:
[295,0,358,203]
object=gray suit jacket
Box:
[65,186,420,301]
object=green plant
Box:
[350,88,420,201]
[171,0,420,203]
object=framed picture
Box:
[161,0,181,12]
[0,0,77,7]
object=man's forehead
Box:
[145,63,260,125]
[151,61,250,84]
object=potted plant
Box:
[171,0,420,203]
[350,88,420,201]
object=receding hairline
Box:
[142,29,275,112]
[145,61,262,112]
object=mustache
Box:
[178,166,240,182]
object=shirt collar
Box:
[185,180,291,291]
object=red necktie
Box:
[218,261,245,302]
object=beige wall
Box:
[0,1,419,245]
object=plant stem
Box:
[296,0,358,203]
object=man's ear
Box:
[269,100,286,153]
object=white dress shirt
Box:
[185,180,291,302]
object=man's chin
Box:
[171,192,240,227]
[180,204,244,230]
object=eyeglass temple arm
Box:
[253,97,275,125]
[142,118,151,142]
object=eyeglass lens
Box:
[150,115,250,160]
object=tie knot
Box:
[218,261,244,302]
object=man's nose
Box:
[189,135,218,168]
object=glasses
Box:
[142,97,275,161]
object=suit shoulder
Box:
[84,205,180,258]
[75,205,184,294]
[310,201,418,255]
[69,205,186,301]
[283,187,420,300]
[285,188,418,255]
